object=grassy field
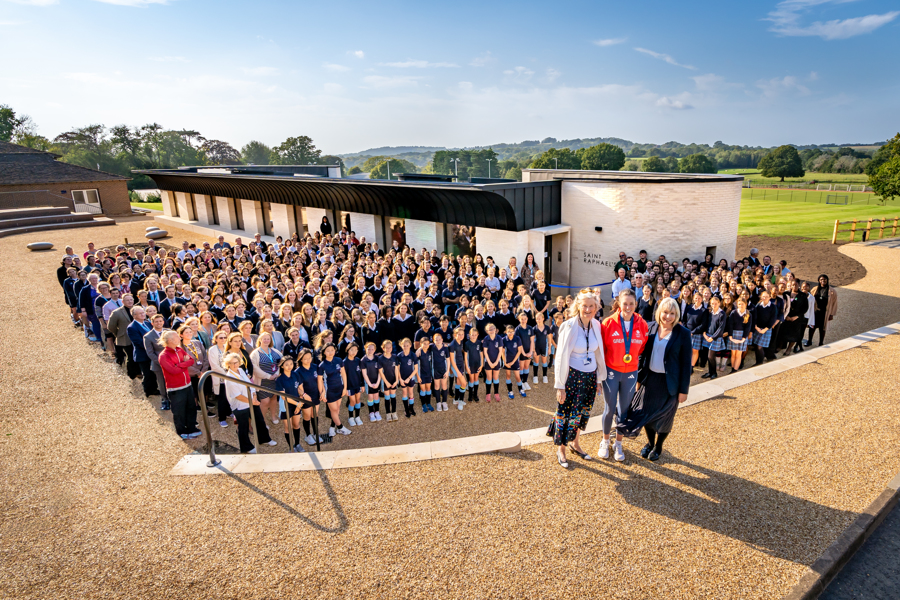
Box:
[739,197,900,241]
[131,202,163,211]
[720,169,869,186]
[741,187,891,206]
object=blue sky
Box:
[1,0,897,154]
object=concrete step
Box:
[0,217,116,239]
[0,213,95,229]
[0,206,73,220]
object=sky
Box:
[1,0,898,154]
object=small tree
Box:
[370,159,410,181]
[679,153,718,174]
[530,147,580,169]
[642,156,667,172]
[869,155,900,205]
[273,135,321,165]
[758,145,804,181]
[578,142,626,171]
[241,140,274,165]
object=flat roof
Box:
[524,168,744,183]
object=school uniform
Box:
[344,356,363,396]
[752,302,777,349]
[727,310,753,351]
[430,344,450,380]
[703,309,727,352]
[319,356,345,403]
[682,305,709,351]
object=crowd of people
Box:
[56,227,838,462]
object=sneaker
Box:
[219,420,228,428]
[598,439,610,459]
[272,417,279,425]
[409,407,417,416]
[187,431,203,439]
[614,441,625,462]
[533,376,538,384]
[520,390,527,398]
[356,416,364,426]
[180,434,190,440]
[248,448,257,454]
[369,413,376,422]
[435,402,443,412]
[328,426,336,437]
[375,412,383,421]
[393,412,399,421]
[485,395,491,403]
[337,426,352,435]
[266,440,277,446]
[508,391,514,399]
[523,382,531,391]
[457,401,464,411]
[442,402,449,411]
[294,444,306,453]
[306,434,316,445]
[494,393,501,402]
[543,375,548,384]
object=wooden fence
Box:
[832,217,900,244]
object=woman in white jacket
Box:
[549,290,607,468]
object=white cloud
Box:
[545,68,561,82]
[634,47,697,70]
[361,75,420,89]
[148,56,188,63]
[503,66,535,82]
[5,0,57,5]
[378,60,458,68]
[756,75,811,97]
[241,66,279,76]
[767,0,899,40]
[656,96,693,110]
[808,71,819,81]
[323,63,350,72]
[92,0,169,5]
[349,50,365,58]
[593,37,626,46]
[692,73,743,92]
[469,51,494,67]
[458,81,473,90]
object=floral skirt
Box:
[547,367,598,446]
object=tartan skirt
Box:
[727,330,748,351]
[691,334,703,350]
[703,337,726,351]
[754,329,772,348]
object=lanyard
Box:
[578,319,592,352]
[619,314,634,356]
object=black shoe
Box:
[161,400,171,411]
[803,340,811,347]
[648,450,661,462]
[709,373,717,380]
[409,407,416,416]
[640,444,653,459]
[701,373,711,379]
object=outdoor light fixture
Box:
[595,226,603,232]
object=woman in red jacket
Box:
[158,330,201,439]
[599,289,649,462]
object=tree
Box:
[663,156,679,172]
[642,156,667,172]
[273,135,321,165]
[347,165,362,175]
[431,149,498,180]
[622,160,641,171]
[678,153,718,174]
[360,155,417,174]
[201,139,242,165]
[370,158,413,180]
[241,140,274,165]
[0,105,17,141]
[110,125,142,158]
[318,154,346,176]
[530,147,580,169]
[504,166,523,181]
[866,133,900,176]
[869,154,900,205]
[758,145,804,181]
[577,143,626,171]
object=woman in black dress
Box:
[780,280,809,356]
[617,297,692,462]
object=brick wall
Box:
[0,180,131,216]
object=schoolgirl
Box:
[343,343,364,426]
[752,290,777,366]
[378,340,400,421]
[273,356,305,452]
[636,284,656,323]
[548,311,565,369]
[727,297,753,373]
[448,327,468,410]
[294,348,323,446]
[317,343,352,437]
[682,292,709,370]
[701,295,727,380]
[397,338,419,418]
[360,342,383,422]
[430,332,451,411]
[464,327,483,403]
[515,311,536,391]
[532,311,551,384]
[502,324,525,399]
[416,337,435,412]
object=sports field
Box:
[130,202,163,211]
[720,169,869,187]
[739,197,900,240]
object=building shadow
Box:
[569,454,856,564]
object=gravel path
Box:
[2,221,900,600]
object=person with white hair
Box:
[548,290,607,469]
[616,297,693,462]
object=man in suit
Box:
[108,294,139,378]
[159,285,179,320]
[747,248,761,267]
[143,313,170,410]
[126,306,158,399]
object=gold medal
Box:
[623,353,633,363]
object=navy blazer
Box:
[126,320,152,362]
[637,322,693,397]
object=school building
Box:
[138,164,743,288]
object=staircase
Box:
[0,206,116,238]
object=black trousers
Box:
[153,368,169,402]
[116,344,141,379]
[169,386,199,436]
[234,405,271,453]
[136,360,159,398]
[215,387,233,421]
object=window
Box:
[72,189,100,206]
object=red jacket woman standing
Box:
[159,330,200,439]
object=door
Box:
[550,232,569,287]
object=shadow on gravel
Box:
[567,455,856,564]
[220,468,348,534]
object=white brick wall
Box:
[405,219,440,252]
[346,212,378,245]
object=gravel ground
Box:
[2,221,900,600]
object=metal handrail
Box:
[195,370,320,468]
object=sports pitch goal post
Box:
[826,194,849,205]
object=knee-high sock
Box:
[653,431,669,453]
[533,364,538,376]
[754,346,765,365]
[293,427,302,446]
[644,425,656,448]
[302,419,311,435]
[441,388,448,405]
[506,379,513,392]
[708,350,717,377]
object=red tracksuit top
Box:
[600,312,649,373]
[159,346,195,390]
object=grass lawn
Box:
[131,202,163,211]
[739,197,900,241]
[720,169,869,186]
